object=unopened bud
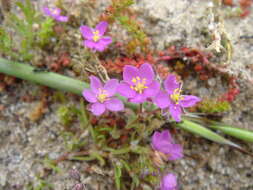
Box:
[69,169,81,182]
[72,183,85,190]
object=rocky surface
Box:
[0,0,253,190]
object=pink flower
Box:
[80,21,112,52]
[82,76,124,116]
[43,6,68,22]
[117,63,160,103]
[160,173,178,190]
[154,75,201,122]
[151,130,183,161]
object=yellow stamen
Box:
[131,76,148,94]
[170,88,184,104]
[92,30,100,42]
[52,9,58,15]
[97,89,108,103]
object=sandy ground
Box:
[0,0,253,189]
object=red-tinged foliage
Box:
[239,0,252,17]
[223,0,252,17]
[240,9,251,17]
[57,52,71,67]
[0,74,17,92]
[158,46,240,102]
[102,54,155,73]
[0,82,6,92]
[49,52,71,72]
[102,54,170,79]
[239,0,252,8]
[223,0,234,6]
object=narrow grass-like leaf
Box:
[175,120,241,148]
[210,124,253,143]
[106,147,131,155]
[70,156,95,161]
[90,152,106,166]
[114,164,122,190]
[79,99,88,129]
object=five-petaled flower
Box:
[80,21,112,52]
[43,6,68,22]
[160,173,178,190]
[151,130,183,161]
[154,74,201,122]
[117,63,160,103]
[82,76,124,116]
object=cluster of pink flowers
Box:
[43,14,198,189]
[83,62,200,122]
[151,130,182,190]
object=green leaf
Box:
[176,120,241,148]
[105,147,131,155]
[71,156,95,161]
[43,158,62,173]
[209,124,253,143]
[16,0,36,25]
[90,152,106,166]
[79,100,89,129]
[114,163,122,190]
[37,18,54,46]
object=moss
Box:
[198,99,231,113]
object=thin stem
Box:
[0,58,88,95]
[0,58,137,109]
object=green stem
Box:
[0,58,136,109]
[0,58,88,95]
[0,58,251,148]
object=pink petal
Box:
[84,40,96,49]
[169,104,182,122]
[151,131,173,154]
[103,79,119,97]
[123,65,139,84]
[95,21,108,35]
[117,82,136,98]
[105,98,124,111]
[153,90,170,109]
[80,26,93,40]
[168,144,183,161]
[143,80,160,98]
[51,8,61,16]
[56,15,68,22]
[82,89,97,103]
[129,94,146,103]
[160,173,177,190]
[161,130,172,143]
[164,75,180,94]
[43,7,52,16]
[100,36,112,45]
[90,102,105,116]
[90,76,102,94]
[179,95,201,108]
[139,63,155,84]
[93,42,106,52]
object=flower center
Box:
[170,88,184,104]
[52,9,59,15]
[92,30,100,42]
[130,76,148,94]
[97,89,108,103]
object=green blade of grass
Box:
[209,124,253,143]
[175,120,241,148]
